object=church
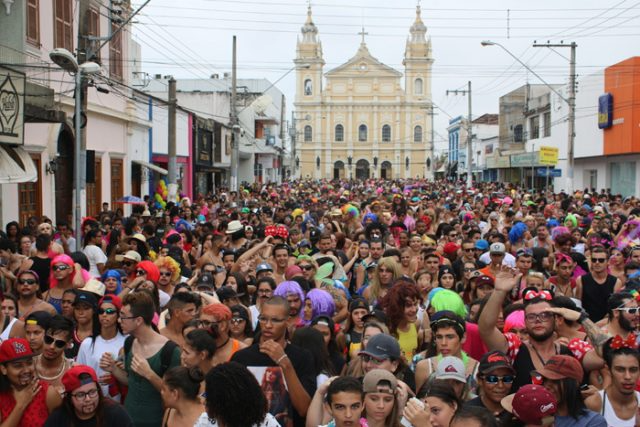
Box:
[294,5,434,180]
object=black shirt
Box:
[44,400,133,427]
[465,396,513,426]
[231,342,317,427]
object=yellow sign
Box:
[539,146,559,166]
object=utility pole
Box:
[230,35,239,192]
[168,78,177,200]
[533,41,577,194]
[77,1,90,234]
[425,104,437,181]
[446,81,473,188]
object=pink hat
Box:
[285,265,303,280]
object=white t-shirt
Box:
[194,412,280,427]
[76,333,127,398]
[479,251,516,268]
[83,244,108,277]
[249,304,260,330]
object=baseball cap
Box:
[501,384,557,426]
[256,263,273,273]
[358,334,401,361]
[362,369,398,393]
[61,365,99,393]
[435,356,466,383]
[489,242,506,254]
[74,291,98,310]
[298,239,312,249]
[536,355,583,382]
[0,338,34,363]
[474,275,494,288]
[443,242,460,256]
[196,273,215,290]
[25,311,52,330]
[349,298,369,313]
[478,350,515,375]
[474,239,489,251]
[284,265,303,280]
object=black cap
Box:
[478,350,515,375]
[74,291,98,310]
[349,298,370,313]
[25,311,53,329]
[230,304,249,321]
[216,286,239,301]
[196,273,215,290]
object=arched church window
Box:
[358,125,368,142]
[414,78,423,95]
[304,79,312,96]
[335,124,344,142]
[382,125,391,142]
[414,125,423,143]
[304,125,312,142]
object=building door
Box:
[333,161,345,180]
[86,158,102,218]
[381,161,392,180]
[131,163,141,197]
[110,159,123,210]
[55,128,74,224]
[18,154,42,226]
[355,159,370,180]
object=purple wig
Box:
[305,289,335,325]
[274,281,306,318]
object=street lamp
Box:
[49,48,100,246]
[481,40,575,192]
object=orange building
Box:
[603,57,640,155]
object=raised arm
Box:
[478,267,520,353]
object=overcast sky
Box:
[132,0,640,153]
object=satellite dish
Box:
[251,95,272,115]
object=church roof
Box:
[325,41,402,77]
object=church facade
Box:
[294,6,434,180]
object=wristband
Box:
[276,354,288,365]
[577,311,588,323]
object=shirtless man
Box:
[159,292,200,348]
[16,270,57,319]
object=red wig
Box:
[380,278,421,336]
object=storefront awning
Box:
[0,144,37,184]
[132,159,168,175]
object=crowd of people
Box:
[0,179,640,427]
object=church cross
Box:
[358,27,368,44]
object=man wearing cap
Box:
[216,286,242,308]
[0,338,62,425]
[501,384,557,427]
[119,250,141,279]
[358,333,416,392]
[478,242,514,278]
[257,262,275,281]
[33,315,74,393]
[45,365,132,426]
[24,311,53,355]
[435,355,474,401]
[464,350,514,423]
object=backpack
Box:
[123,336,178,377]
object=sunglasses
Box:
[463,248,475,252]
[18,278,37,285]
[230,317,245,324]
[44,335,67,349]
[98,308,118,315]
[135,269,147,276]
[159,272,172,277]
[482,374,515,384]
[122,261,135,267]
[616,307,640,315]
[591,258,607,264]
[299,265,314,271]
[52,265,70,271]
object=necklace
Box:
[34,355,67,381]
[216,337,230,350]
[530,343,557,366]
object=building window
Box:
[304,79,312,96]
[335,124,344,142]
[414,125,423,143]
[530,116,540,140]
[358,124,368,142]
[382,125,391,142]
[110,159,123,208]
[26,0,40,46]
[87,7,100,62]
[18,155,42,226]
[414,78,423,95]
[543,111,551,137]
[86,159,102,218]
[514,124,524,142]
[109,22,123,79]
[54,0,73,50]
[304,125,312,142]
